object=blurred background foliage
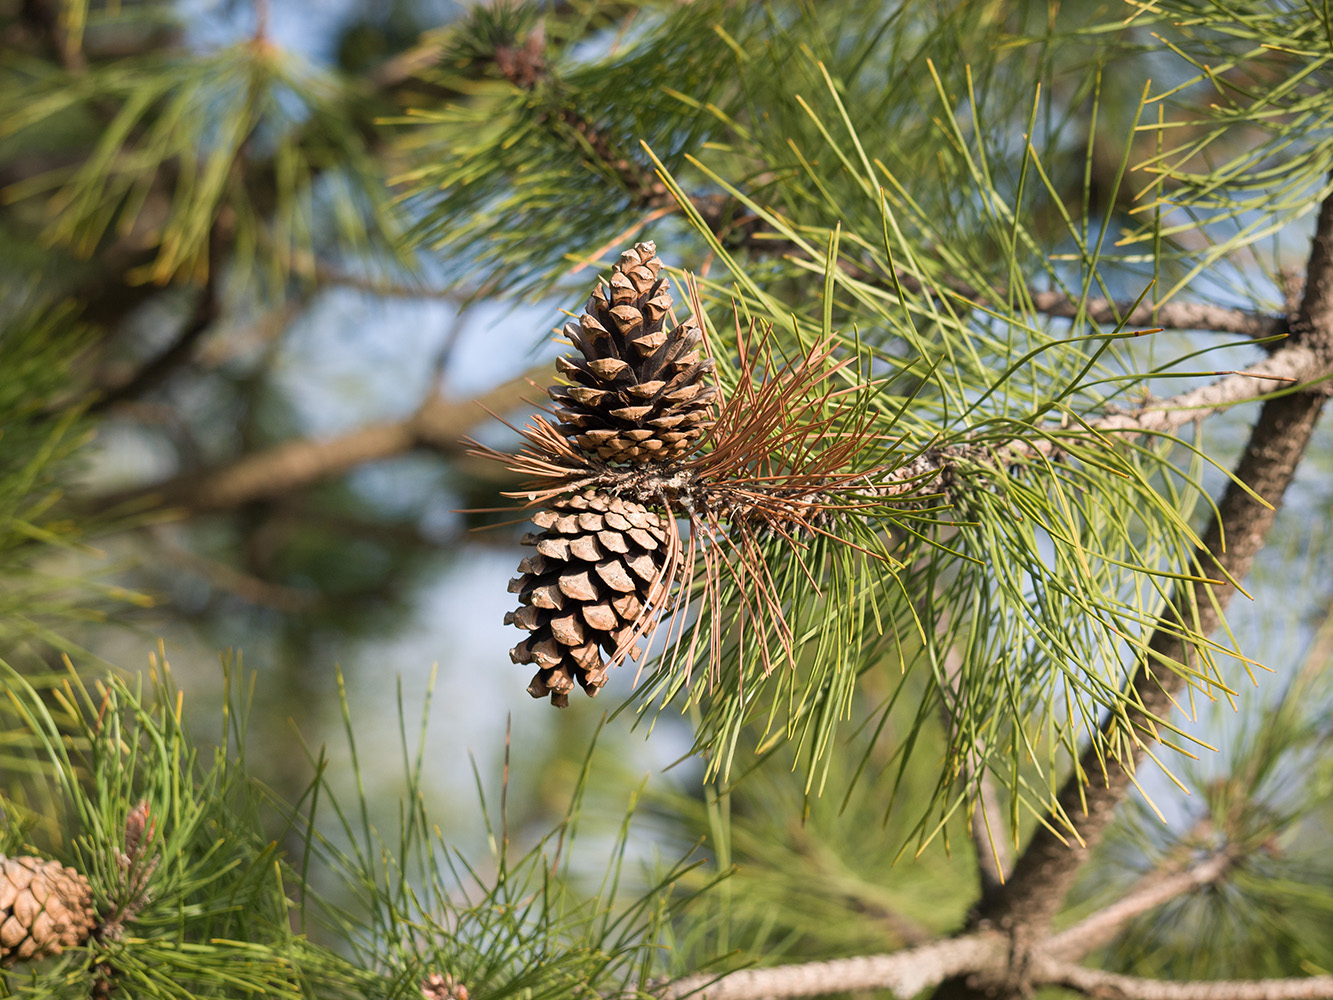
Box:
[2,0,1333,991]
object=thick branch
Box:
[1035,961,1333,1000]
[660,934,1005,1000]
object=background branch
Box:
[96,365,549,514]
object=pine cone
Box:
[0,856,97,967]
[506,491,671,706]
[421,972,470,1000]
[549,241,717,465]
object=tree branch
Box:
[1046,849,1234,960]
[92,366,549,514]
[1034,960,1333,1000]
[863,335,1333,508]
[957,185,1333,963]
[1027,293,1285,340]
[90,235,222,413]
[659,933,1005,1000]
[90,278,1330,521]
[679,192,1285,339]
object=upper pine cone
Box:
[550,242,717,465]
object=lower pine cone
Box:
[506,490,672,706]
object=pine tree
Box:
[4,2,1333,999]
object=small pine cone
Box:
[0,856,97,967]
[421,972,470,1000]
[506,491,671,706]
[549,241,717,465]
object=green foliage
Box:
[0,7,404,297]
[0,296,144,649]
[604,7,1257,834]
[1109,0,1333,297]
[4,0,1333,994]
[1076,602,1333,978]
[0,660,368,998]
[648,724,979,977]
[396,0,1333,846]
[395,0,737,295]
[0,660,704,998]
[295,675,710,1000]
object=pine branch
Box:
[658,933,1005,1000]
[653,933,1333,1000]
[1027,293,1285,340]
[1033,961,1333,1000]
[852,335,1331,505]
[491,22,670,208]
[1046,849,1235,961]
[941,187,1333,994]
[672,192,1286,338]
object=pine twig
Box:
[1046,849,1235,960]
[493,23,671,209]
[1032,961,1333,1000]
[658,933,1005,1000]
[891,330,1333,502]
[1028,292,1285,340]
